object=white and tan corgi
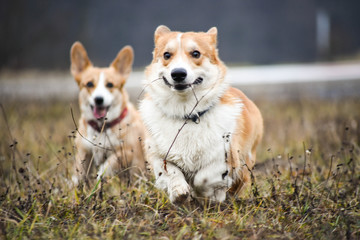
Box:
[70,41,146,186]
[140,26,263,203]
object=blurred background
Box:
[1,2,360,238]
[0,0,360,100]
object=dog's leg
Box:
[97,147,141,183]
[153,160,190,203]
[97,156,115,180]
[193,161,232,202]
[97,151,125,180]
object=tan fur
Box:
[141,26,263,202]
[221,87,263,195]
[70,42,146,185]
[152,27,221,67]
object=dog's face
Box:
[147,26,226,97]
[70,42,133,121]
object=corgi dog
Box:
[140,26,263,203]
[70,41,146,186]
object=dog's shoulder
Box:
[221,87,247,105]
[221,87,261,118]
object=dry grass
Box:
[0,97,359,239]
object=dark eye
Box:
[163,52,171,60]
[191,50,201,59]
[86,81,94,88]
[106,82,114,88]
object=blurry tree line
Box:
[1,0,359,70]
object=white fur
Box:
[145,59,228,119]
[90,72,114,107]
[140,91,242,201]
[83,114,130,178]
[79,72,129,178]
[171,33,196,81]
[177,33,182,52]
[140,31,243,202]
[81,72,122,122]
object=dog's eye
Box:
[191,50,201,59]
[163,52,171,60]
[106,82,114,88]
[86,81,94,88]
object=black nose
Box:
[171,68,187,82]
[94,96,104,105]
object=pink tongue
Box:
[93,107,107,119]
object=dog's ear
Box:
[154,25,171,43]
[207,27,218,46]
[111,45,134,79]
[70,42,92,79]
[70,42,92,85]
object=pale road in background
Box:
[1,61,360,102]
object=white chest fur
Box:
[141,99,242,173]
[83,126,122,166]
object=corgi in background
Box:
[140,26,263,203]
[70,41,146,186]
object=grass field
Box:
[0,97,359,239]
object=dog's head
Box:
[146,25,226,97]
[70,42,133,121]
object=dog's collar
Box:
[184,107,211,124]
[88,107,128,132]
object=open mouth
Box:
[163,76,203,91]
[90,105,110,119]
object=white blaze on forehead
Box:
[91,71,113,105]
[168,33,197,82]
[99,72,105,84]
[177,33,183,50]
[93,72,106,96]
[172,33,186,68]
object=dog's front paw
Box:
[169,180,190,204]
[97,163,111,180]
[70,175,79,187]
[212,187,227,202]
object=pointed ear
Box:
[207,27,218,46]
[111,45,134,79]
[154,25,171,43]
[70,41,92,77]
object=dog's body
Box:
[70,42,145,185]
[140,26,263,203]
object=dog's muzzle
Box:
[162,76,203,91]
[90,96,110,119]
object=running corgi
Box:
[70,41,146,186]
[140,26,263,203]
